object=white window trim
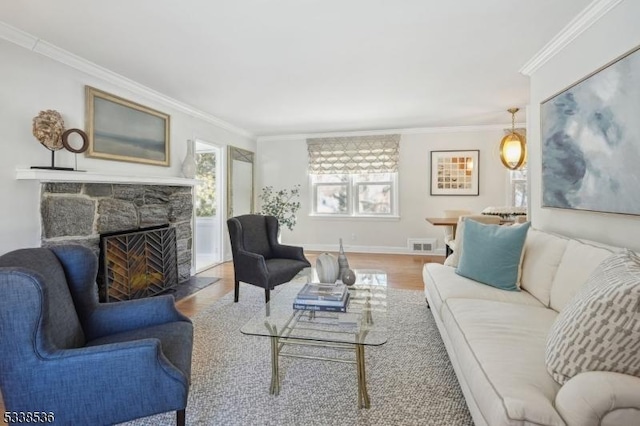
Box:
[309,173,399,218]
[508,169,528,208]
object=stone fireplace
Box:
[40,182,193,284]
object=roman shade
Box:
[307,134,400,174]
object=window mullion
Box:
[350,175,356,216]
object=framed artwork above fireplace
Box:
[85,86,171,166]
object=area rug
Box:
[122,284,473,426]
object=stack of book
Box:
[293,283,350,312]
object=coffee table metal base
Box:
[267,333,371,408]
[242,274,389,410]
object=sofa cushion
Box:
[456,221,530,291]
[423,263,543,316]
[442,298,563,426]
[520,229,568,307]
[443,215,501,268]
[545,250,640,385]
[549,239,613,312]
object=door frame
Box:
[193,139,224,273]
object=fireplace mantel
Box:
[15,168,199,186]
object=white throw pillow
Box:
[520,229,568,306]
[545,250,640,385]
[549,240,613,312]
[443,218,468,268]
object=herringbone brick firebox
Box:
[99,225,179,302]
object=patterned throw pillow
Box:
[545,250,640,385]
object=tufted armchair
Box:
[227,214,310,303]
[0,245,193,426]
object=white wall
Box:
[257,129,510,253]
[0,39,256,257]
[528,0,640,250]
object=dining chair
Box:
[443,210,472,257]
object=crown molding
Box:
[520,0,623,76]
[257,123,527,142]
[0,21,255,140]
[0,21,37,50]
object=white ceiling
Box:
[0,0,593,137]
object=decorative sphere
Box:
[341,268,356,286]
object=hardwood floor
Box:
[0,252,443,419]
[176,251,442,316]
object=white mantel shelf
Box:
[15,168,200,186]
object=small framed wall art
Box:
[85,86,170,166]
[430,150,479,196]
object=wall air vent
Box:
[407,238,437,254]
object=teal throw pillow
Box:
[455,220,531,291]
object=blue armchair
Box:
[0,245,193,425]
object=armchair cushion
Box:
[265,258,311,287]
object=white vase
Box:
[181,139,196,178]
[316,253,339,283]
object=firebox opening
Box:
[98,224,179,302]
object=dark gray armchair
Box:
[227,214,310,303]
[0,245,193,426]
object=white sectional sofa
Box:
[423,228,640,426]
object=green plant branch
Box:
[258,184,301,231]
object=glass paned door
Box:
[195,141,223,271]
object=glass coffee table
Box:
[240,269,388,409]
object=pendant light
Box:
[499,108,526,170]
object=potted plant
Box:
[258,184,301,231]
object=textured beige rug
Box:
[122,284,473,426]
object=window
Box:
[313,174,349,214]
[311,173,398,217]
[307,134,400,217]
[510,168,527,208]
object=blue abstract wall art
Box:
[541,45,640,215]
